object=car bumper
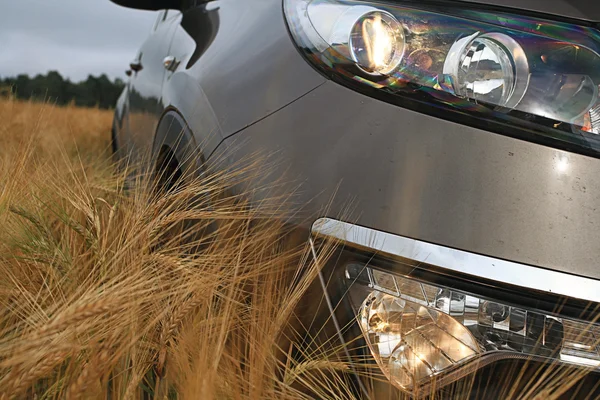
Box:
[221,76,600,394]
[313,218,600,306]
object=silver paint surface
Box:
[224,81,600,280]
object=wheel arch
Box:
[152,108,206,183]
[160,71,224,160]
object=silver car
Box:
[111,0,600,396]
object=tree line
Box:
[0,71,125,110]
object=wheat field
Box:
[0,98,598,399]
[0,98,355,399]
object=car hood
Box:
[462,0,600,22]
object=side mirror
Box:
[110,0,181,10]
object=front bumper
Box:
[313,218,600,306]
[310,218,600,396]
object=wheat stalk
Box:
[0,350,69,398]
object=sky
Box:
[0,0,159,82]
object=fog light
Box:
[360,291,480,389]
[353,266,600,392]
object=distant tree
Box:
[42,71,66,103]
[0,71,125,110]
[14,74,32,98]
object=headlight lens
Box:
[346,265,600,393]
[446,33,530,108]
[361,291,480,388]
[285,0,600,157]
[348,10,405,74]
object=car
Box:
[110,0,600,396]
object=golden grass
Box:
[0,98,598,399]
[0,98,355,399]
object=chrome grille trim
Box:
[311,218,600,304]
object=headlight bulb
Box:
[349,11,405,75]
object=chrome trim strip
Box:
[311,218,600,304]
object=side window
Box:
[164,10,182,21]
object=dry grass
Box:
[0,98,352,399]
[0,98,598,399]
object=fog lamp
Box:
[361,291,480,389]
[349,266,600,392]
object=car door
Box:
[127,10,179,161]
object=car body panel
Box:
[112,88,129,161]
[127,11,179,159]
[222,81,600,280]
[163,1,326,142]
[113,87,128,136]
[161,70,224,158]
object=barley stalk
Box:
[65,348,110,400]
[0,350,69,398]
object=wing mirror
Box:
[110,0,182,10]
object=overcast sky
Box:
[0,0,158,82]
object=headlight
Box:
[284,0,600,157]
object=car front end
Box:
[223,0,600,395]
